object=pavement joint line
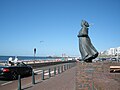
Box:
[1,81,13,86]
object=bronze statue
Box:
[78,20,98,62]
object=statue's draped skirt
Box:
[78,27,98,60]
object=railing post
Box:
[66,64,67,70]
[67,64,68,69]
[69,63,71,69]
[18,75,21,90]
[58,66,60,74]
[54,67,56,75]
[71,63,72,67]
[32,70,35,84]
[69,64,71,69]
[42,70,45,80]
[48,68,51,78]
[61,66,63,72]
[64,65,66,71]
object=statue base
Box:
[84,59,92,63]
[84,53,98,63]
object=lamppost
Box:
[33,48,36,62]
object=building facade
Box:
[102,47,120,56]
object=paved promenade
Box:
[76,62,120,90]
[24,66,76,90]
[21,61,120,90]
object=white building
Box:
[108,48,116,55]
[103,47,120,56]
[116,47,120,55]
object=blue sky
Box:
[0,0,120,56]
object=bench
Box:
[110,66,120,73]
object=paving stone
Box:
[76,61,120,90]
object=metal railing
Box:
[17,62,76,90]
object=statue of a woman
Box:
[78,20,98,62]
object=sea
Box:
[0,56,61,63]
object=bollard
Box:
[18,75,21,90]
[70,64,72,68]
[71,64,72,67]
[67,64,69,69]
[32,70,35,84]
[54,67,56,75]
[61,66,63,72]
[66,64,68,70]
[71,64,73,67]
[68,64,70,69]
[58,66,60,74]
[70,64,71,68]
[42,70,45,80]
[48,68,51,78]
[64,65,66,71]
[62,65,64,72]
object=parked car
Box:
[0,62,32,80]
[111,58,117,61]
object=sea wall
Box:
[27,60,76,68]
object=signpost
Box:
[34,48,36,56]
[34,48,36,63]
